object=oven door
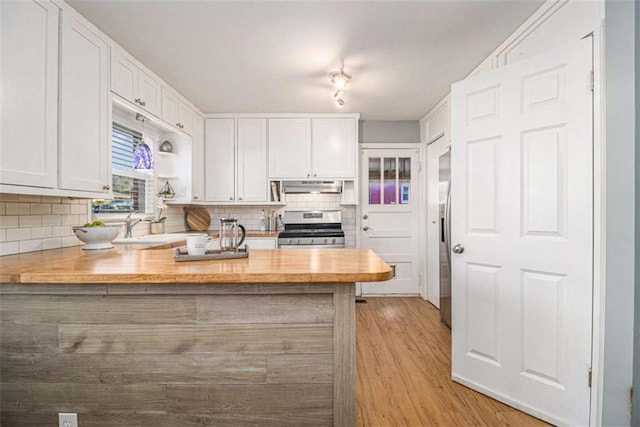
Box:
[278,244,345,249]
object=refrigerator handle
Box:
[444,180,452,267]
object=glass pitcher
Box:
[219,218,246,253]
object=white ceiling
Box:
[68,1,543,120]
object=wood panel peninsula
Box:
[0,246,391,426]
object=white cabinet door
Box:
[138,69,161,117]
[0,0,58,188]
[177,99,194,136]
[237,119,267,202]
[59,12,109,193]
[110,49,137,103]
[205,119,235,202]
[244,237,276,249]
[312,118,356,178]
[268,119,311,178]
[191,113,205,202]
[161,87,178,126]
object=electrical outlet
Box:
[59,413,78,427]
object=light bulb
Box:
[334,78,347,90]
[335,97,345,108]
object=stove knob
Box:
[331,238,336,244]
[323,238,328,244]
[296,239,300,244]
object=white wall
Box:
[602,1,636,424]
[359,120,420,143]
[634,1,640,422]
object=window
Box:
[368,156,411,205]
[92,123,153,214]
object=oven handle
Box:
[278,244,346,249]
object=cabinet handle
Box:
[103,184,111,191]
[134,98,142,105]
[239,197,243,201]
[307,173,310,177]
[193,195,199,200]
[229,197,233,201]
[314,173,317,177]
[141,100,146,106]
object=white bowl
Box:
[72,225,121,250]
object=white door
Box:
[450,39,593,425]
[59,12,109,193]
[237,119,267,202]
[425,135,451,307]
[0,0,59,188]
[311,118,356,179]
[360,147,420,295]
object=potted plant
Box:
[150,196,167,234]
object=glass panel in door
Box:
[383,157,396,204]
[368,158,381,204]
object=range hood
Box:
[281,180,342,194]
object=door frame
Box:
[357,143,425,297]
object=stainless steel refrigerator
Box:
[439,150,451,328]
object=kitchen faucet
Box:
[124,212,155,238]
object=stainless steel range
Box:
[277,210,345,249]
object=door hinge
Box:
[590,70,594,92]
[588,367,592,388]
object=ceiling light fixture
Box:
[335,97,345,108]
[329,61,351,90]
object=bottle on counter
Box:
[259,209,267,232]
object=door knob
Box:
[362,226,370,231]
[452,244,464,254]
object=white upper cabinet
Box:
[59,11,110,193]
[268,119,311,178]
[161,87,179,126]
[311,118,356,178]
[191,114,205,202]
[204,118,268,203]
[237,119,267,202]
[268,117,357,179]
[205,118,235,202]
[110,49,161,117]
[0,0,59,188]
[177,99,194,136]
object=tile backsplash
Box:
[0,192,357,256]
[0,194,91,256]
[163,194,357,248]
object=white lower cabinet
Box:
[244,237,276,250]
[204,118,267,203]
[0,0,59,188]
[59,12,110,193]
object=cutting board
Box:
[183,207,211,231]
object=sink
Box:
[113,234,188,245]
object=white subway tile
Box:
[30,203,52,215]
[0,202,5,215]
[43,196,61,203]
[42,215,62,225]
[52,225,72,237]
[6,228,31,241]
[51,204,71,215]
[42,237,62,250]
[0,241,20,256]
[62,235,82,247]
[31,226,52,239]
[19,215,42,227]
[18,194,41,203]
[0,229,5,242]
[63,214,81,225]
[0,193,19,202]
[70,204,87,215]
[19,239,42,253]
[0,216,19,229]
[5,203,30,215]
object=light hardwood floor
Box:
[356,297,549,426]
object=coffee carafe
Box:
[219,218,246,253]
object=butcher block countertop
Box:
[0,245,392,284]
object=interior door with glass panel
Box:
[360,147,420,295]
